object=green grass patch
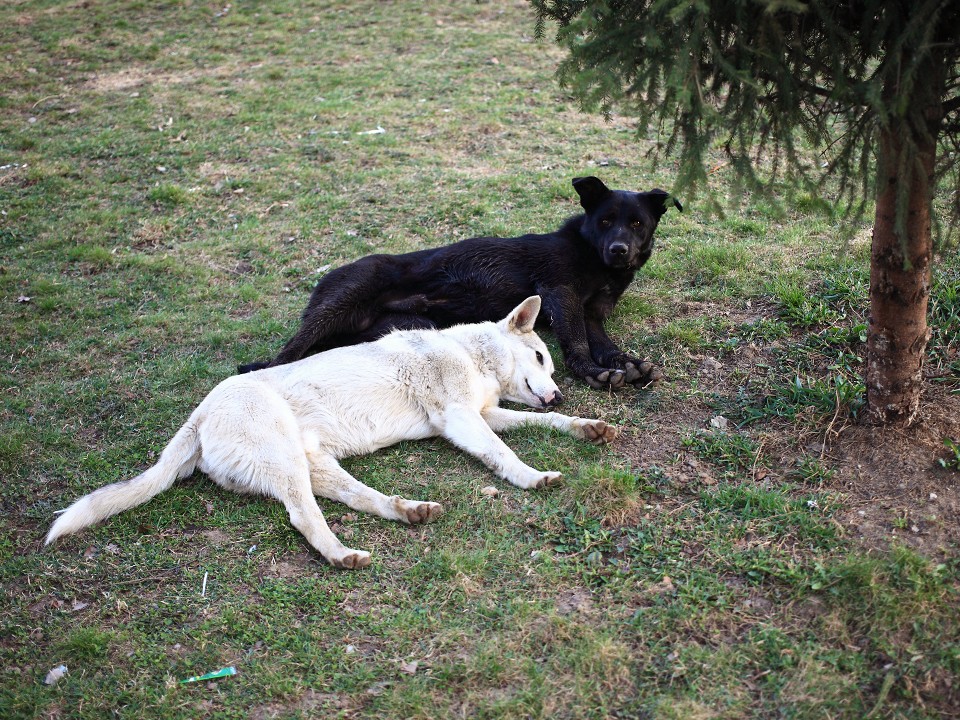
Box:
[1,0,957,718]
[682,430,759,477]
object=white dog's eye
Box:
[536,351,544,365]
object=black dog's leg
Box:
[350,313,438,343]
[237,311,431,374]
[584,315,663,387]
[238,359,272,373]
[268,301,366,367]
[238,258,390,373]
[541,292,627,390]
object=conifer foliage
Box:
[532,0,960,425]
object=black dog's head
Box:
[572,176,682,270]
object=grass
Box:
[2,0,959,718]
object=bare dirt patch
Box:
[555,587,593,616]
[828,385,960,557]
[85,68,149,92]
[257,552,316,580]
[130,219,173,251]
[617,311,960,559]
[197,162,249,185]
[202,529,232,545]
[250,689,355,720]
[84,64,249,93]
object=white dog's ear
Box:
[504,296,541,333]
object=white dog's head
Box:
[496,296,564,409]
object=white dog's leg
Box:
[272,475,373,569]
[307,453,443,525]
[481,407,618,445]
[246,448,371,569]
[199,391,372,570]
[439,407,560,489]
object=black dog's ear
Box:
[644,188,683,217]
[572,176,612,212]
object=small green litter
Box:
[180,666,237,684]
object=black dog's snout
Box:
[609,242,629,256]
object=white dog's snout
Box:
[527,379,563,408]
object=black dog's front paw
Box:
[622,360,664,387]
[595,352,664,387]
[584,367,626,390]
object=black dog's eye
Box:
[536,351,544,365]
[630,220,643,229]
[599,219,612,228]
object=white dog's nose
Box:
[545,389,564,407]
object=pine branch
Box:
[943,95,960,116]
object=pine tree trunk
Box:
[864,127,936,426]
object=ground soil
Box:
[617,329,960,560]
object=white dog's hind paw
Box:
[537,471,562,488]
[402,501,443,524]
[328,549,372,570]
[574,418,618,445]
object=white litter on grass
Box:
[44,665,68,685]
[709,415,729,431]
[356,126,385,135]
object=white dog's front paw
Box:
[398,500,443,524]
[573,418,618,445]
[511,469,562,489]
[536,471,562,488]
[327,548,372,570]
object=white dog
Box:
[45,296,617,568]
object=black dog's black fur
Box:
[240,177,681,389]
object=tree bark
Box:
[865,127,936,426]
[865,40,949,427]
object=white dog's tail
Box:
[45,422,201,545]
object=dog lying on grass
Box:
[46,297,617,568]
[239,176,681,390]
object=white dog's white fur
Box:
[45,296,617,568]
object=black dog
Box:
[240,176,681,389]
